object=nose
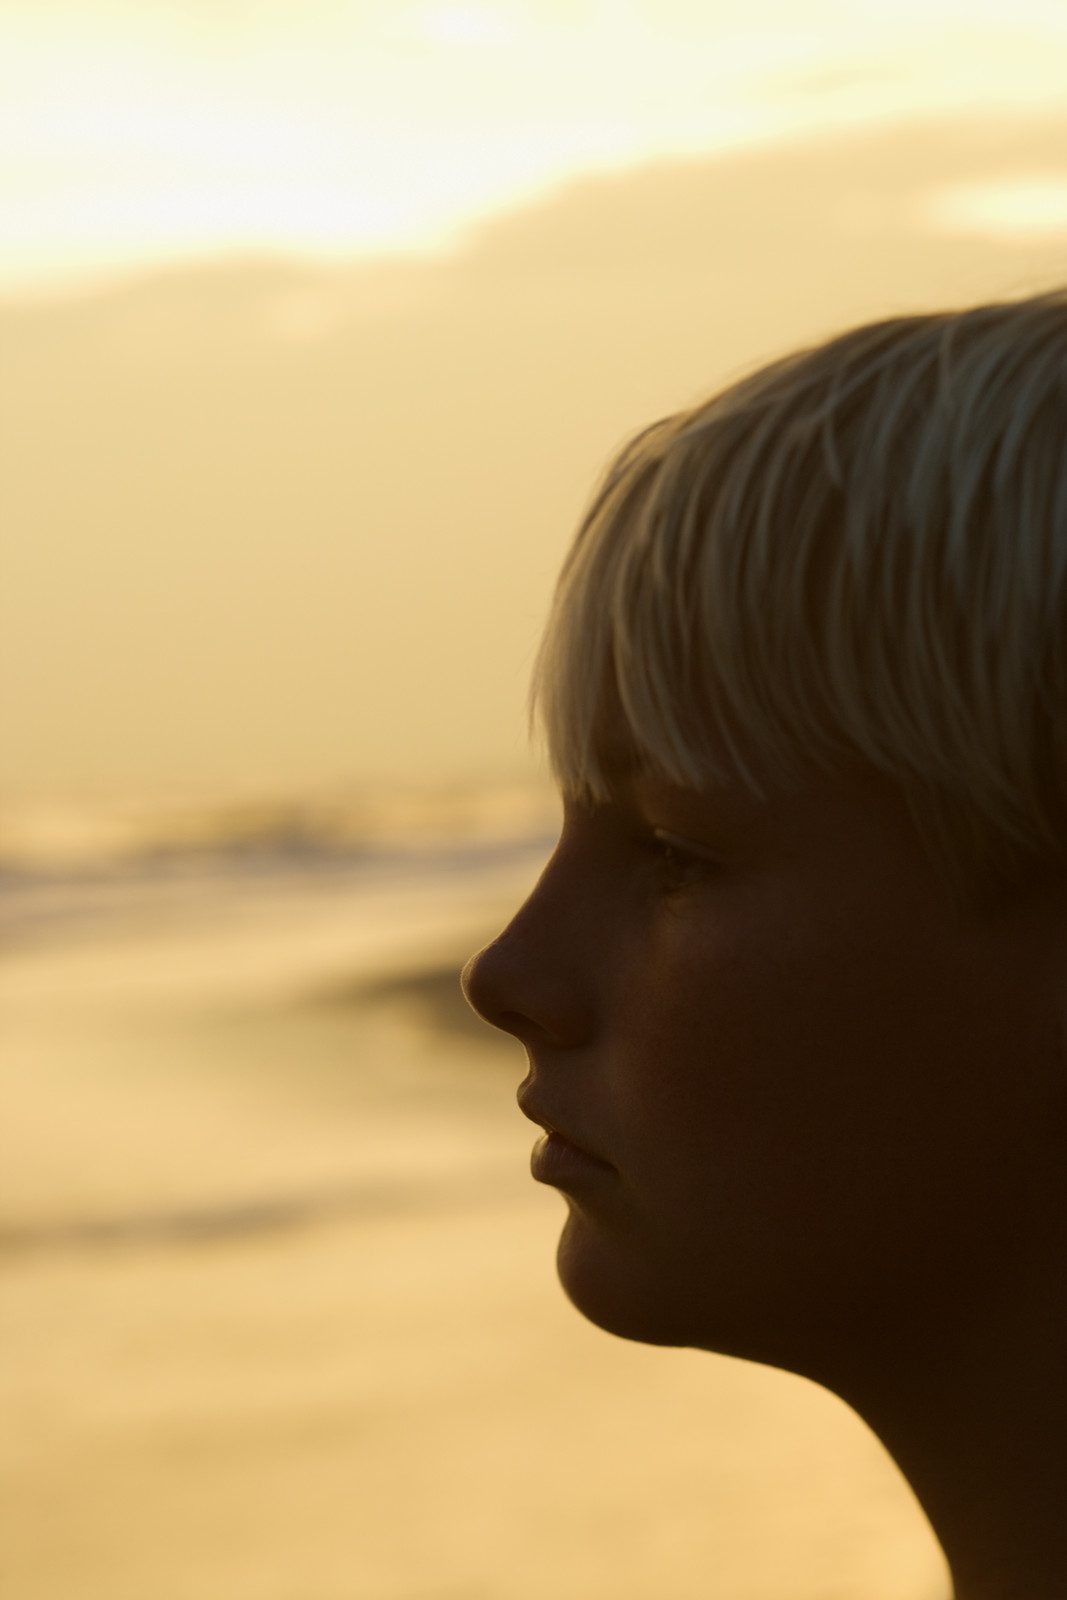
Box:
[460,933,556,1049]
[459,945,508,1031]
[459,876,592,1051]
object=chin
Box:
[554,1212,700,1349]
[552,1208,828,1371]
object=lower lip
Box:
[530,1131,615,1189]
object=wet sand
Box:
[0,862,948,1599]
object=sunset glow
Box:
[3,0,1066,292]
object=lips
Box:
[516,1089,613,1168]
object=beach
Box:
[0,810,948,1599]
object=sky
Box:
[2,1,1067,811]
[4,0,1067,293]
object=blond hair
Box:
[527,288,1067,915]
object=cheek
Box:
[608,911,970,1236]
[554,868,1059,1361]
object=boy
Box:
[461,289,1067,1600]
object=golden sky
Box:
[4,0,1067,292]
[2,2,1067,808]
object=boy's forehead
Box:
[598,742,655,782]
[597,726,762,803]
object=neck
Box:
[828,1258,1067,1600]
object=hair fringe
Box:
[527,286,1067,916]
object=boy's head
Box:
[461,287,1067,1597]
[527,288,1067,920]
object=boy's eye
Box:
[645,829,717,892]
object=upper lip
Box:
[516,1088,613,1167]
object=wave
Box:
[0,779,560,944]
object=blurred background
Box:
[2,3,1066,1596]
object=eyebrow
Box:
[597,744,761,835]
